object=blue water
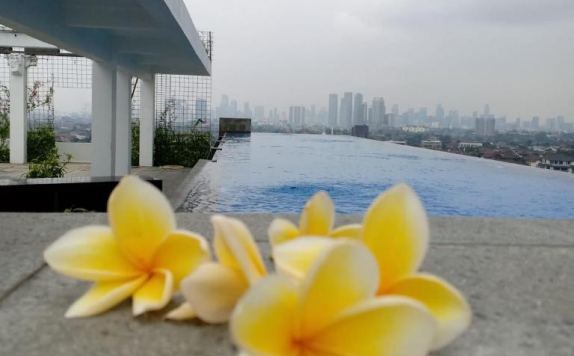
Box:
[181,133,574,219]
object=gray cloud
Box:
[185,0,574,121]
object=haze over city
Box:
[184,0,574,121]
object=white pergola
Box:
[0,0,211,177]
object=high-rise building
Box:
[484,104,490,117]
[473,111,478,120]
[435,105,445,123]
[485,117,496,136]
[230,100,238,117]
[328,94,338,128]
[475,117,486,136]
[448,110,460,128]
[557,116,565,131]
[254,105,264,120]
[318,107,328,125]
[392,104,399,117]
[243,102,252,118]
[372,98,386,128]
[289,106,305,126]
[217,95,229,118]
[532,116,540,130]
[354,93,364,125]
[341,92,353,129]
[546,118,557,131]
[362,103,368,126]
[407,108,415,125]
[417,107,427,125]
[310,105,317,124]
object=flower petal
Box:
[329,223,363,239]
[165,303,197,321]
[362,183,429,292]
[212,215,266,283]
[108,176,176,269]
[132,269,173,316]
[231,275,298,356]
[268,218,300,246]
[44,226,142,281]
[299,239,379,338]
[299,191,335,235]
[310,296,436,356]
[387,273,472,350]
[181,262,249,323]
[273,236,336,280]
[65,275,147,318]
[153,230,210,289]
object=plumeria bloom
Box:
[44,176,210,318]
[232,238,436,356]
[167,215,266,323]
[273,183,472,351]
[268,191,362,247]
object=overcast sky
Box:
[184,0,574,120]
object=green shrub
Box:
[28,125,57,162]
[153,125,211,167]
[131,121,140,166]
[26,152,71,179]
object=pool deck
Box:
[0,213,572,356]
[0,161,209,209]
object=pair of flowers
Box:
[44,176,471,356]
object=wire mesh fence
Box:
[1,28,213,166]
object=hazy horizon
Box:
[184,0,574,120]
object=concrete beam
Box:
[0,32,57,49]
[63,1,155,30]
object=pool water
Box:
[180,133,574,219]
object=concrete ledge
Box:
[0,214,573,356]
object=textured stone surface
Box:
[0,213,573,356]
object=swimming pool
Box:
[180,133,574,219]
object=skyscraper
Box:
[392,104,399,117]
[341,92,353,129]
[310,105,317,124]
[218,95,229,118]
[546,118,557,131]
[435,105,445,123]
[289,106,305,127]
[254,105,264,120]
[532,116,540,130]
[230,100,238,117]
[328,94,338,128]
[485,117,496,136]
[557,116,565,131]
[372,98,386,128]
[475,117,486,136]
[243,102,252,118]
[484,104,490,117]
[354,93,364,125]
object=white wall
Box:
[56,142,91,163]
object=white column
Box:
[91,61,116,177]
[139,75,155,167]
[8,54,28,164]
[114,68,132,176]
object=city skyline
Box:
[215,92,573,131]
[184,0,574,121]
